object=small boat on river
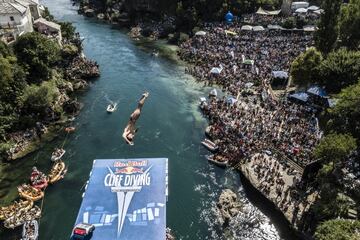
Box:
[206,155,228,168]
[18,184,44,202]
[30,167,48,190]
[4,206,41,229]
[65,126,76,133]
[0,200,33,221]
[51,148,65,162]
[22,220,39,240]
[48,161,67,184]
[106,103,117,113]
[201,139,219,152]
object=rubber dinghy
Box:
[206,155,228,168]
[22,220,39,240]
[48,161,67,184]
[4,206,41,229]
[51,148,66,162]
[18,184,44,202]
[201,139,219,152]
[0,200,33,221]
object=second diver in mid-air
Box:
[122,92,149,145]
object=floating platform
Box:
[72,158,168,240]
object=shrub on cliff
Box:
[0,56,26,139]
[14,32,61,84]
[315,219,360,240]
[19,81,60,123]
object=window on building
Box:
[10,16,14,21]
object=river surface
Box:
[0,1,290,239]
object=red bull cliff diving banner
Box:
[74,158,168,239]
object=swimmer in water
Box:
[122,92,149,145]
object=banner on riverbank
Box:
[73,158,168,240]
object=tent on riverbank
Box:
[256,7,281,16]
[253,26,265,31]
[195,31,206,36]
[241,25,253,31]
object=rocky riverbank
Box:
[1,31,99,162]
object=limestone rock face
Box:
[217,189,242,227]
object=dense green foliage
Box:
[338,0,360,50]
[319,49,360,93]
[14,32,61,84]
[290,47,323,87]
[314,0,342,54]
[315,219,360,240]
[327,81,360,139]
[314,133,357,165]
[60,22,76,40]
[0,56,26,140]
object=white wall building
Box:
[0,0,42,42]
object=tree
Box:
[14,32,61,84]
[20,81,59,120]
[327,80,360,139]
[314,133,357,166]
[60,22,76,40]
[318,49,360,93]
[338,0,360,50]
[314,0,342,54]
[0,57,26,139]
[290,47,323,87]
[315,219,360,240]
[0,41,12,58]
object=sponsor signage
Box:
[73,158,168,239]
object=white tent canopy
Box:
[303,25,316,32]
[313,9,324,15]
[253,26,265,31]
[295,8,308,13]
[291,2,309,10]
[256,7,281,16]
[307,5,319,11]
[272,71,288,79]
[195,31,206,36]
[268,24,283,30]
[241,25,253,31]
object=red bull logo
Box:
[114,160,147,168]
[115,167,144,175]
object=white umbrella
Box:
[195,31,206,36]
[295,8,308,13]
[210,65,223,74]
[307,6,319,11]
[241,25,253,31]
[209,89,218,97]
[245,82,254,88]
[253,26,265,31]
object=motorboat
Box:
[48,161,67,184]
[4,206,41,229]
[71,223,95,240]
[30,167,48,190]
[206,155,228,168]
[51,148,66,162]
[22,220,39,240]
[0,200,33,221]
[201,139,219,152]
[18,184,44,202]
[106,103,117,113]
[65,126,76,133]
